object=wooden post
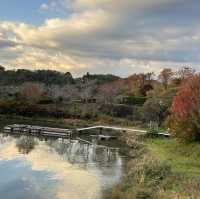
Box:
[99,127,102,135]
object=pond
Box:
[0,131,128,199]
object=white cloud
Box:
[0,0,200,76]
[40,3,49,11]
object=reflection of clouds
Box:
[28,144,100,199]
[0,141,20,160]
[50,139,124,189]
[0,140,101,199]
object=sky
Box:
[0,0,200,77]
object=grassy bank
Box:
[106,134,200,199]
[146,138,200,177]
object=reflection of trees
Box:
[45,138,124,188]
[46,139,119,167]
[16,136,37,154]
[0,134,11,145]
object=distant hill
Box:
[81,72,120,84]
[0,68,120,86]
[0,69,74,86]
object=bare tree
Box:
[48,85,79,102]
[98,80,124,103]
[79,80,97,102]
[177,67,195,80]
[158,68,173,89]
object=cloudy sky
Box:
[0,0,200,77]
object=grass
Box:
[106,135,200,199]
[145,138,200,177]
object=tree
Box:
[19,83,44,103]
[0,65,5,72]
[158,68,173,89]
[170,74,200,141]
[98,80,125,103]
[177,67,195,81]
[141,97,166,125]
[79,80,97,102]
[48,84,79,102]
[126,73,154,96]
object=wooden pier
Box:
[4,124,72,138]
[4,124,147,138]
[3,124,170,140]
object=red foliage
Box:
[172,87,193,120]
[171,74,200,141]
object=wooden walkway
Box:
[77,125,147,133]
[3,124,170,139]
[4,124,72,138]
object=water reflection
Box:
[16,136,38,154]
[48,139,119,165]
[0,134,126,199]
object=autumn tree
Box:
[19,83,44,104]
[158,68,173,89]
[126,73,154,96]
[170,74,200,141]
[98,80,125,103]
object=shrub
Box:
[124,96,146,106]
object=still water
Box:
[0,133,127,199]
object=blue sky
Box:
[0,0,68,25]
[0,0,200,77]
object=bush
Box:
[169,116,198,142]
[123,96,146,106]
